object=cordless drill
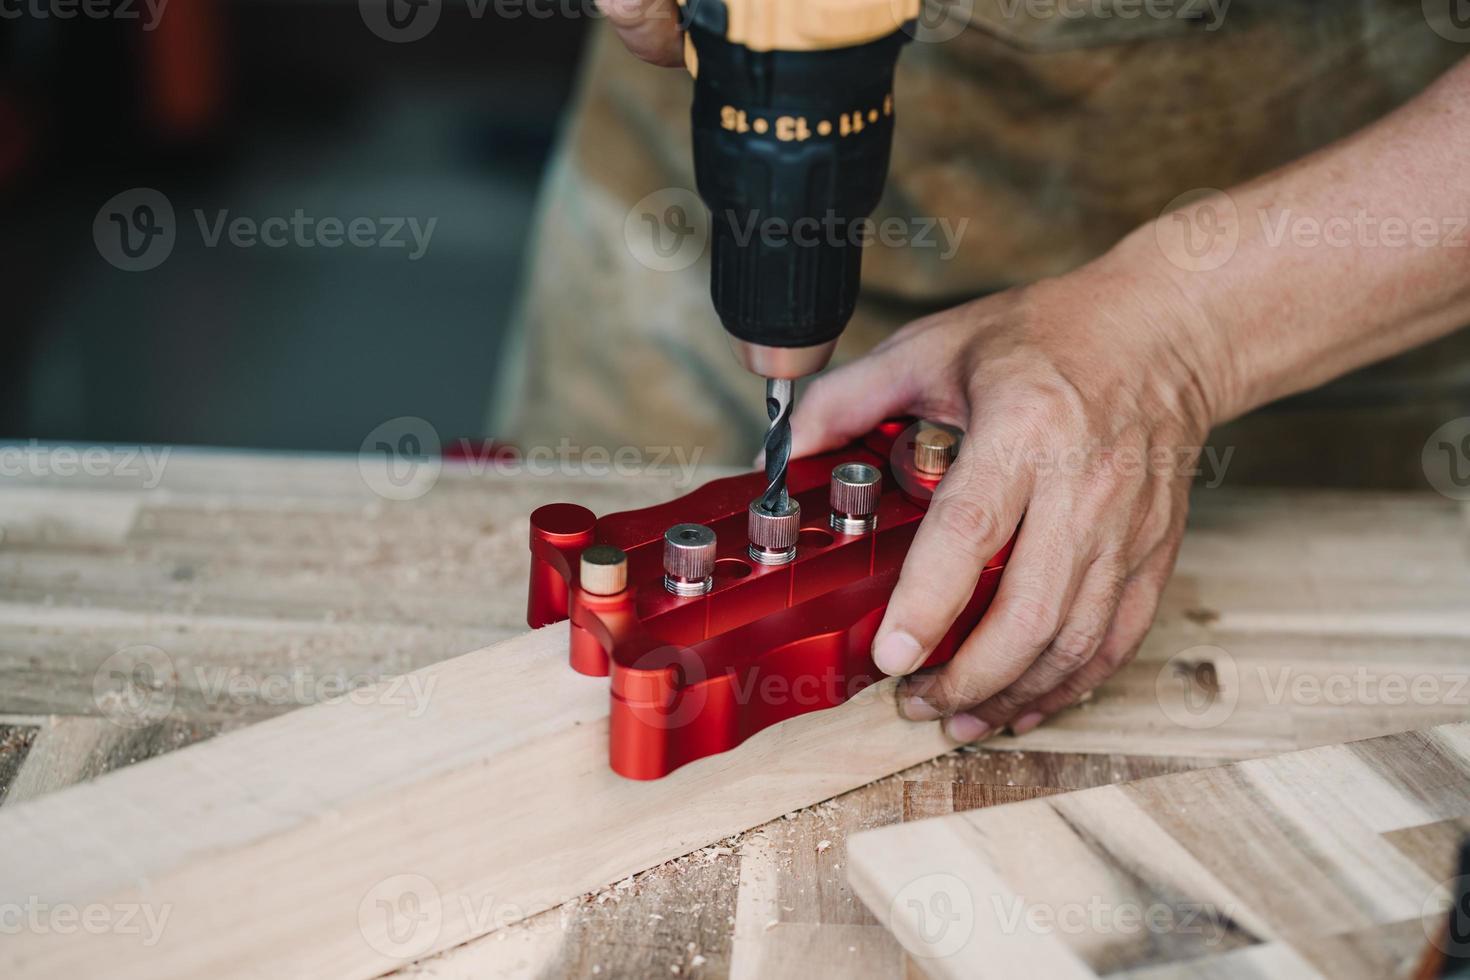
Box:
[683,0,918,531]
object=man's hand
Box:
[790,259,1224,741]
[594,0,685,67]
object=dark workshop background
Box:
[0,0,589,451]
[1,2,1466,490]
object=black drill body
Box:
[687,20,911,365]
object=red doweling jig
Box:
[526,420,1013,779]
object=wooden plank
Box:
[847,724,1470,979]
[0,715,219,805]
[0,626,970,980]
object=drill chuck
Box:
[686,4,913,378]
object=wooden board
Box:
[0,623,987,980]
[847,724,1470,979]
[2,451,1469,978]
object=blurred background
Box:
[3,1,1468,493]
[1,0,588,450]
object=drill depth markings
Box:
[718,93,894,143]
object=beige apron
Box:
[494,2,1468,486]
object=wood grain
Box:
[0,624,978,980]
[847,724,1470,979]
[3,452,1469,978]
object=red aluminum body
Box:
[527,420,1014,780]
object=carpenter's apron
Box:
[494,2,1469,488]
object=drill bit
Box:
[761,378,793,514]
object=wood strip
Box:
[848,724,1470,978]
[0,627,966,980]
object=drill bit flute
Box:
[761,378,793,513]
[748,377,800,565]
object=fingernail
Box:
[899,696,941,721]
[944,714,992,743]
[873,630,923,676]
[1011,711,1046,735]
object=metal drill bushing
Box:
[747,498,800,566]
[914,427,957,476]
[663,524,716,596]
[579,544,628,597]
[830,462,881,534]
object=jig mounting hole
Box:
[714,558,752,580]
[798,529,835,549]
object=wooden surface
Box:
[1,451,1468,977]
[848,724,1470,979]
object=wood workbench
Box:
[1,450,1468,978]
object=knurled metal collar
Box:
[914,427,957,476]
[663,524,717,586]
